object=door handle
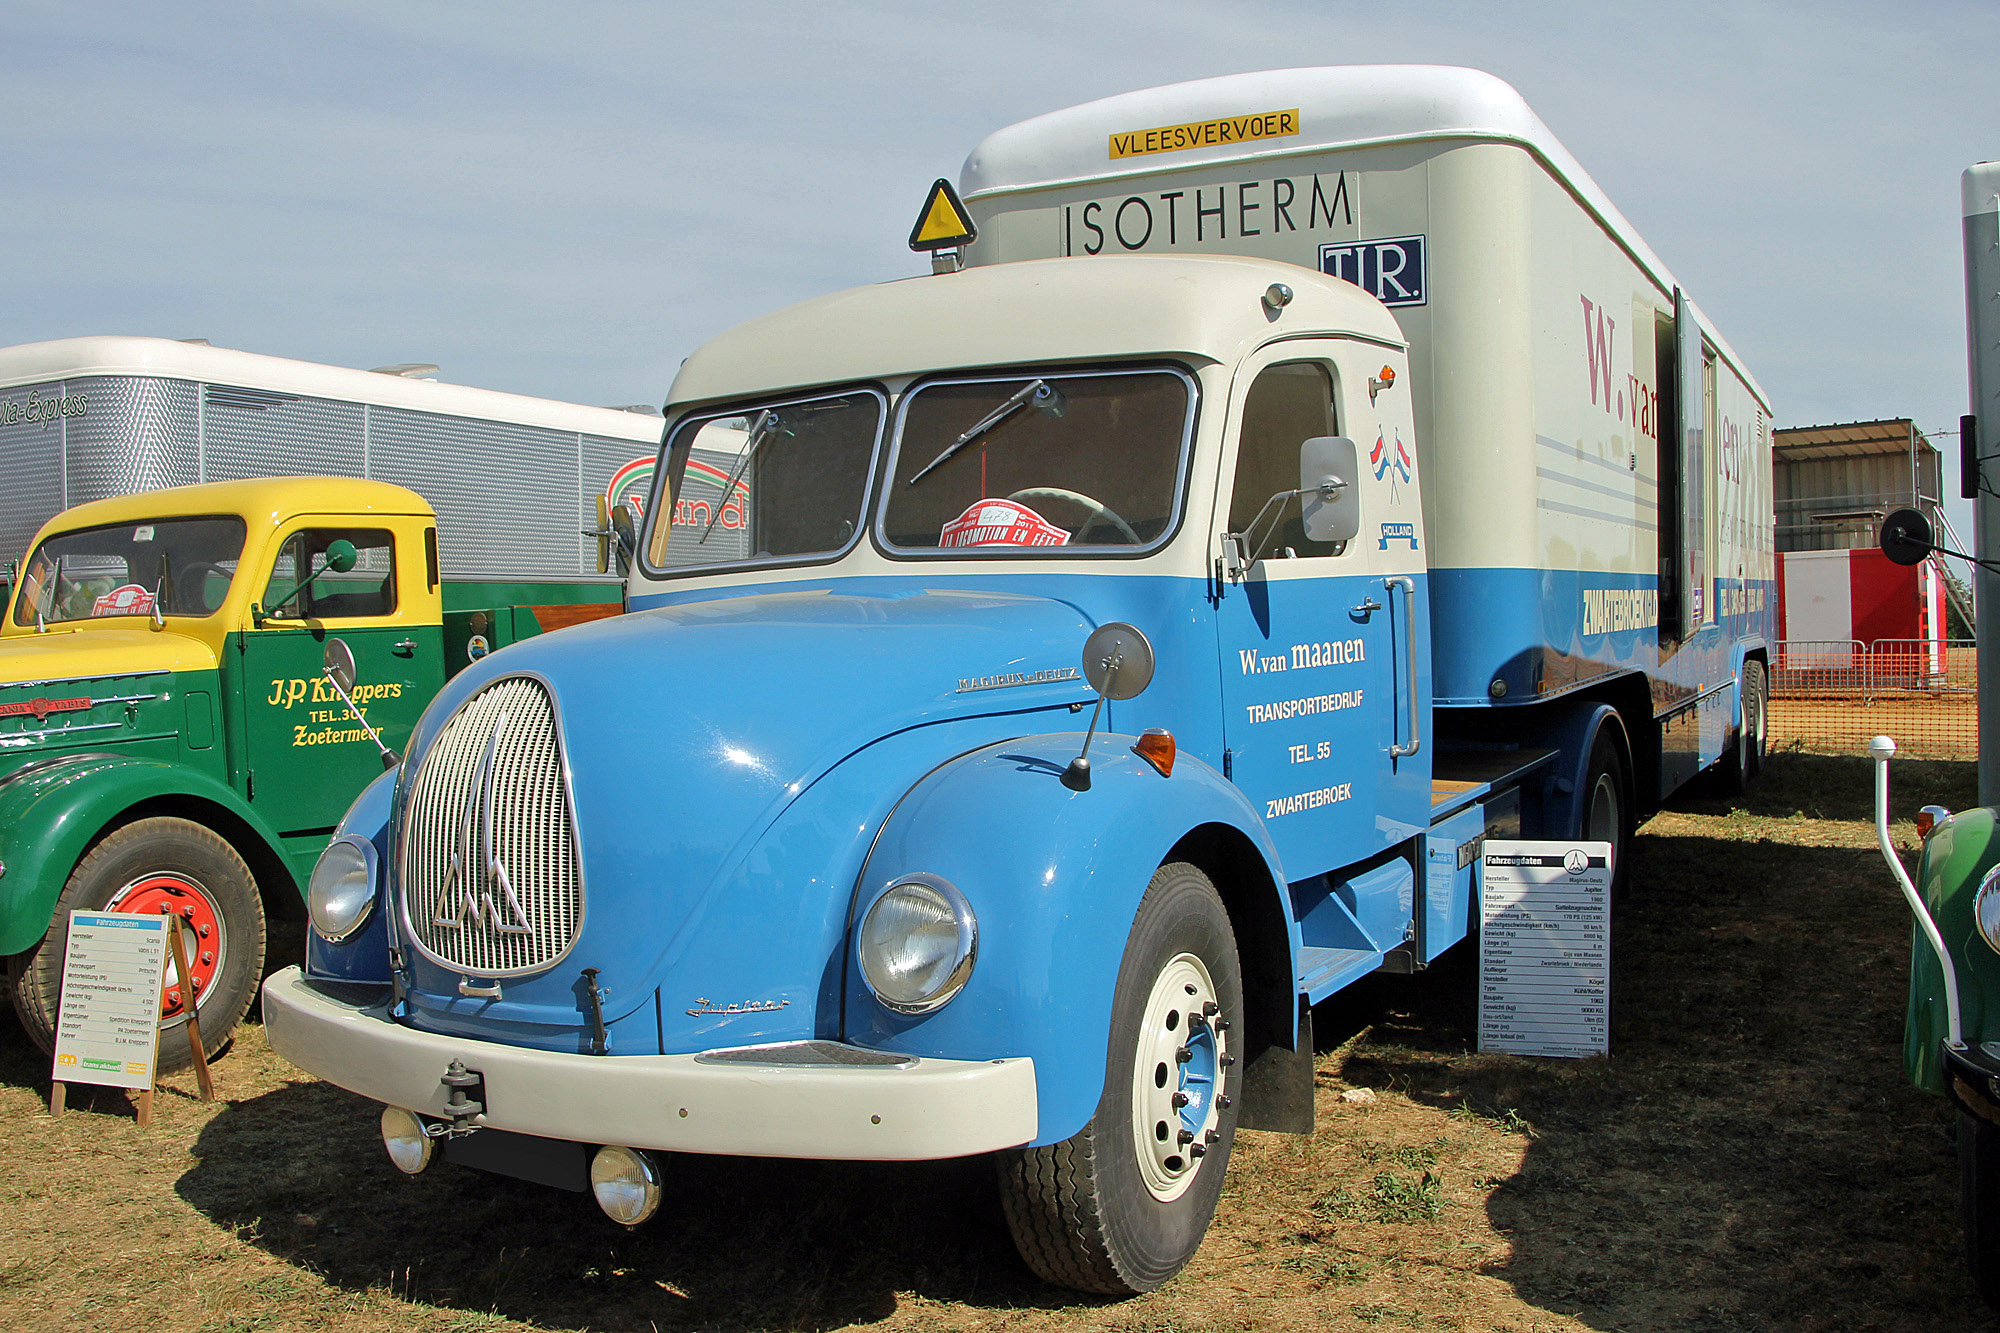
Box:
[1384,576,1421,758]
[1351,596,1382,617]
[392,638,417,657]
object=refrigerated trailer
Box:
[264,67,1776,1296]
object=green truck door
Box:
[239,524,443,834]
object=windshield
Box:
[645,389,881,571]
[12,515,248,626]
[882,368,1192,553]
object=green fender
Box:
[1908,807,2000,1096]
[0,753,296,956]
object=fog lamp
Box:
[590,1145,663,1226]
[380,1105,434,1174]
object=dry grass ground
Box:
[2,752,1997,1333]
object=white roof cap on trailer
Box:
[0,335,664,441]
[961,66,1768,412]
[666,253,1405,408]
[1967,162,2000,218]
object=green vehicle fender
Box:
[0,753,297,956]
[1908,806,2000,1096]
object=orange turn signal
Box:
[1378,365,1396,387]
[1133,728,1176,778]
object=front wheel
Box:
[1580,724,1633,896]
[996,861,1242,1294]
[1961,1110,2000,1306]
[8,816,264,1073]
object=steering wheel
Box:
[178,563,235,614]
[1006,488,1142,545]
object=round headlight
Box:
[858,874,976,1015]
[1975,865,2000,957]
[380,1105,434,1174]
[590,1146,663,1226]
[309,836,377,942]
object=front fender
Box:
[0,753,289,955]
[845,732,1288,1146]
[1908,807,2000,1096]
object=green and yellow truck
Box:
[0,337,665,1069]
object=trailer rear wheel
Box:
[1716,660,1767,795]
[1962,1110,2000,1306]
[8,816,264,1073]
[996,861,1242,1294]
[1581,726,1633,895]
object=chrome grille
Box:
[401,676,581,975]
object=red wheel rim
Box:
[104,872,227,1022]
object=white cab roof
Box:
[667,253,1404,408]
[0,335,663,441]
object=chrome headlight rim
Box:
[1975,864,2000,957]
[308,834,378,943]
[858,872,978,1016]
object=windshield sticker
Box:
[940,499,1071,549]
[91,584,156,617]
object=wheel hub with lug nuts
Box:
[1132,951,1229,1202]
[104,872,224,1020]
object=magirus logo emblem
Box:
[434,710,533,936]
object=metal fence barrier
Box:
[1768,638,1976,760]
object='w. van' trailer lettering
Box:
[1236,637,1365,677]
[1064,173,1353,256]
[1579,295,1658,441]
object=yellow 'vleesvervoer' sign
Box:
[1109,109,1300,160]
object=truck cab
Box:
[5,478,523,1070]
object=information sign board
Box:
[1478,840,1611,1057]
[50,911,168,1090]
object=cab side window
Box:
[266,528,396,619]
[1228,361,1345,561]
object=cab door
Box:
[238,518,443,834]
[1210,345,1431,940]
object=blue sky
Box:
[3,2,1995,522]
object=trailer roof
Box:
[960,66,1768,412]
[667,253,1405,408]
[1773,418,1935,462]
[0,336,664,442]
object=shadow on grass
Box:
[1333,819,1997,1332]
[174,1079,1081,1331]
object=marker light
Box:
[590,1146,663,1226]
[1916,805,1951,839]
[1133,728,1176,778]
[380,1106,434,1174]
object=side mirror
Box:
[322,637,357,694]
[323,539,359,574]
[1299,436,1360,545]
[610,501,639,577]
[1062,622,1155,792]
[1880,507,1933,567]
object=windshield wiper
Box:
[699,409,779,545]
[908,379,1060,487]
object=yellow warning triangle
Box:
[908,178,978,252]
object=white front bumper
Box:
[261,968,1038,1160]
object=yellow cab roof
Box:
[31,476,435,545]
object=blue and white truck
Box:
[263,67,1775,1294]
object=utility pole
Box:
[1968,163,2000,803]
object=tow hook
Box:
[438,1059,485,1135]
